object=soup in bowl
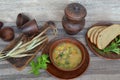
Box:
[49,37,85,71]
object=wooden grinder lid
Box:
[65,3,87,21]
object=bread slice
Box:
[87,26,99,38]
[97,24,120,49]
[90,27,100,43]
[93,27,107,44]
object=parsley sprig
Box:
[103,36,120,54]
[29,54,50,75]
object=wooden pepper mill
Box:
[62,3,87,35]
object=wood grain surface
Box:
[0,0,120,80]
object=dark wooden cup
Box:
[16,13,30,28]
[21,19,39,36]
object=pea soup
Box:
[52,42,82,70]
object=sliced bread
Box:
[97,24,120,49]
[87,26,99,38]
[93,27,107,44]
[90,27,100,43]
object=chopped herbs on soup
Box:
[52,42,82,70]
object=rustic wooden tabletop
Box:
[0,0,120,80]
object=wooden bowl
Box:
[86,22,120,60]
[42,37,90,79]
[0,27,14,41]
[49,37,85,71]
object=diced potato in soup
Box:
[52,42,82,70]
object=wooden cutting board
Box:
[3,34,47,71]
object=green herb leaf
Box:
[29,54,50,75]
[103,36,120,54]
[40,63,47,69]
[111,48,120,54]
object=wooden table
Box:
[0,0,120,80]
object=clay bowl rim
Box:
[49,37,86,71]
[86,21,120,60]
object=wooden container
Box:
[42,37,90,79]
[16,13,30,29]
[21,19,39,36]
[62,3,87,35]
[49,37,85,71]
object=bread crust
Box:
[87,27,99,38]
[90,27,100,43]
[96,24,120,49]
[93,27,106,44]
